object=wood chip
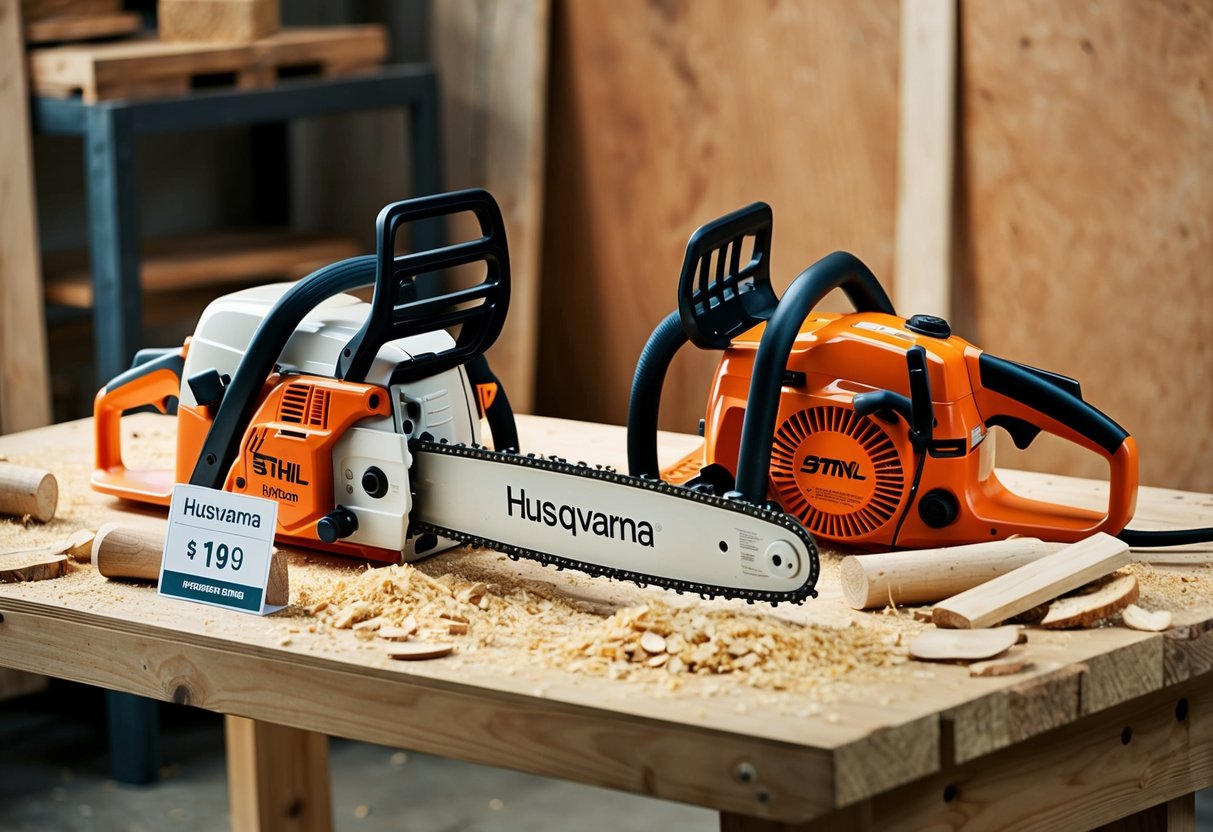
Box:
[640,631,666,654]
[448,621,469,635]
[457,582,487,604]
[912,608,934,623]
[969,656,1034,677]
[331,600,375,629]
[378,617,419,641]
[1040,574,1139,629]
[1121,604,1172,632]
[64,529,96,562]
[909,626,1020,662]
[386,642,454,661]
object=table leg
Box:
[83,104,141,383]
[225,715,333,832]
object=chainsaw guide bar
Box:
[409,439,821,605]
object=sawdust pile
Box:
[290,560,908,692]
[550,601,907,691]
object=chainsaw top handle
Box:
[732,251,894,505]
[339,188,509,385]
[191,188,510,490]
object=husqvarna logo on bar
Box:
[506,485,655,547]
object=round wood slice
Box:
[386,642,454,661]
[909,625,1020,662]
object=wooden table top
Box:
[0,414,1209,825]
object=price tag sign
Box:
[159,484,282,615]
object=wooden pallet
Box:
[28,25,387,103]
[42,228,363,307]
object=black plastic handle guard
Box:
[732,251,896,504]
[338,188,510,385]
[678,202,778,350]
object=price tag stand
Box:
[159,484,283,615]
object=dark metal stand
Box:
[34,64,445,383]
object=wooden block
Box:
[933,533,1130,629]
[840,538,1063,609]
[94,522,288,606]
[159,0,278,44]
[24,11,141,44]
[0,462,57,522]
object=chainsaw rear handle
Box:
[732,251,895,504]
[94,347,187,497]
[972,352,1139,533]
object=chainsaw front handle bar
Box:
[189,254,379,488]
[191,188,515,490]
[732,251,894,505]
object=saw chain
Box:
[408,438,821,605]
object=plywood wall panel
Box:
[959,0,1213,491]
[537,0,901,434]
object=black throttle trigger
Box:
[986,415,1043,450]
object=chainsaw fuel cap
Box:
[905,314,951,338]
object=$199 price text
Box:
[185,538,244,571]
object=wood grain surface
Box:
[957,0,1213,492]
[0,0,53,434]
[433,0,551,413]
[537,0,901,432]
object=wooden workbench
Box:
[0,414,1210,831]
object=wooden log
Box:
[0,462,57,522]
[93,523,288,605]
[840,538,1064,610]
[932,533,1130,629]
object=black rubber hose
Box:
[733,251,894,504]
[1118,527,1213,547]
[190,255,378,488]
[626,310,687,478]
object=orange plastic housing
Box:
[695,311,1138,549]
[93,369,401,563]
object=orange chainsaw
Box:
[91,190,821,603]
[628,202,1212,550]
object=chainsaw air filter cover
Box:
[770,405,906,540]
